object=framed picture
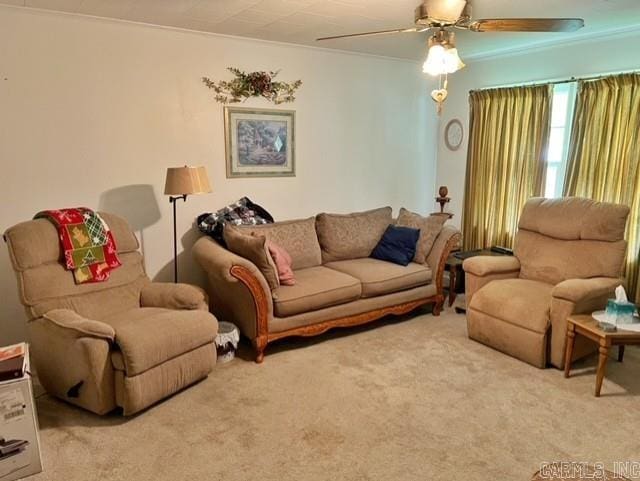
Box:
[224,106,295,178]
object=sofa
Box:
[4,213,219,415]
[463,197,630,369]
[193,207,460,362]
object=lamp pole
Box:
[164,165,212,283]
[169,194,187,283]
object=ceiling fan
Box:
[317,0,584,43]
[316,0,585,112]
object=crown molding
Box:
[0,3,422,65]
[4,3,640,68]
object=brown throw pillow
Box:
[396,208,447,264]
[223,226,280,290]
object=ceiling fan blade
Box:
[316,27,423,41]
[469,18,585,32]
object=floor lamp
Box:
[164,165,212,283]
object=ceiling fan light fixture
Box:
[422,31,465,76]
[447,47,465,71]
[420,0,467,24]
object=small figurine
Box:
[436,186,451,214]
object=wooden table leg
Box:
[618,345,625,362]
[564,323,576,378]
[448,266,457,307]
[595,340,610,397]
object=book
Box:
[0,343,26,382]
[0,343,25,362]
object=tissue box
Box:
[605,299,636,325]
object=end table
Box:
[564,314,640,397]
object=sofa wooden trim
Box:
[231,232,461,363]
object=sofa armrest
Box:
[552,277,623,304]
[463,256,521,309]
[140,282,209,311]
[193,236,273,362]
[549,277,623,369]
[42,309,115,340]
[426,225,461,295]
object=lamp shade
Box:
[422,30,465,76]
[422,45,465,76]
[164,166,212,196]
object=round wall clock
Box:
[444,119,464,151]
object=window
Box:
[544,82,577,198]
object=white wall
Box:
[0,6,440,344]
[436,29,640,227]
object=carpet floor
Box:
[31,308,640,481]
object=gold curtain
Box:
[462,85,552,250]
[564,73,640,302]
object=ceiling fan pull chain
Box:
[431,73,449,115]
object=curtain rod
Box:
[469,70,640,93]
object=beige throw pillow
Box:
[315,207,393,262]
[223,226,280,290]
[396,208,447,263]
[238,217,321,270]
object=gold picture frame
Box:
[224,106,296,178]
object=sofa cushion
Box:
[273,266,361,317]
[370,225,420,266]
[224,226,279,290]
[315,207,392,262]
[324,258,432,298]
[238,217,321,270]
[396,208,447,263]
[102,307,217,376]
[470,278,553,334]
[270,284,437,333]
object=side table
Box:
[564,314,640,397]
[445,255,463,309]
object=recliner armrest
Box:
[463,256,521,310]
[140,282,209,310]
[552,277,623,304]
[42,309,115,340]
[463,256,521,277]
[548,277,623,369]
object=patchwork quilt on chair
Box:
[34,207,121,284]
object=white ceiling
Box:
[3,0,640,60]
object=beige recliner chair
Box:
[463,197,629,369]
[4,212,218,415]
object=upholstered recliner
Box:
[463,197,630,369]
[4,213,218,415]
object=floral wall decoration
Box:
[202,68,302,105]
